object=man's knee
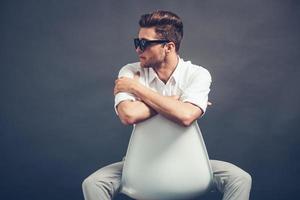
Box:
[82,176,96,191]
[82,172,110,188]
[241,170,252,187]
[82,170,121,198]
[231,168,252,189]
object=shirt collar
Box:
[148,67,158,83]
[148,56,183,84]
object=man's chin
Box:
[139,61,150,68]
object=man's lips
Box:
[139,56,145,59]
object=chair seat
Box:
[121,115,213,200]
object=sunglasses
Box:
[134,38,170,52]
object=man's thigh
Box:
[88,161,124,191]
[210,159,248,192]
[90,161,123,178]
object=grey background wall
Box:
[1,0,299,199]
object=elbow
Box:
[181,118,194,127]
[180,112,199,127]
[120,115,136,125]
[180,107,203,127]
[118,104,137,125]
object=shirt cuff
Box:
[114,92,136,115]
[181,97,208,117]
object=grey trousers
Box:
[82,160,252,200]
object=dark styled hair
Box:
[139,10,183,52]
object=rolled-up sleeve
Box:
[114,64,138,115]
[180,69,212,116]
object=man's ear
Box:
[165,42,176,53]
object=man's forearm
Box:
[133,84,202,126]
[114,76,203,126]
[117,100,157,125]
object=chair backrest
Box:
[120,115,213,200]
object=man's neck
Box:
[153,54,179,84]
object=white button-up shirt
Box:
[114,57,212,116]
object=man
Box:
[82,10,252,200]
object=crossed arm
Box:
[114,74,204,127]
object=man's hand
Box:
[114,72,140,96]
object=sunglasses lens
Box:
[134,38,149,51]
[134,39,139,49]
[134,39,163,52]
[140,40,146,51]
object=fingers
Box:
[117,71,139,81]
[113,84,118,95]
[113,87,117,95]
[114,79,121,95]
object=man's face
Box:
[136,27,167,68]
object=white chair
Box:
[120,115,213,200]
